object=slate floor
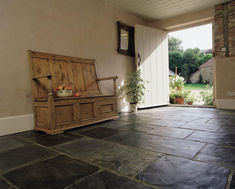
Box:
[1,107,235,189]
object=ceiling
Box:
[105,0,231,21]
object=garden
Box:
[169,75,213,106]
[168,36,213,106]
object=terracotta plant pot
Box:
[174,97,184,104]
[187,102,193,105]
[130,103,138,112]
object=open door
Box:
[135,24,169,108]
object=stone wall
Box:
[190,67,213,85]
[214,1,235,57]
[214,1,235,109]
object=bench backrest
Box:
[29,51,100,98]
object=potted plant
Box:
[120,70,146,112]
[170,89,190,104]
[186,95,195,105]
[174,90,185,104]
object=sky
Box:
[168,24,212,50]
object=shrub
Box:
[200,85,213,105]
[198,74,203,84]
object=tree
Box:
[169,51,183,73]
[168,36,213,83]
[182,48,198,79]
[168,36,183,52]
[197,54,213,66]
[181,64,189,81]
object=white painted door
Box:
[135,24,169,108]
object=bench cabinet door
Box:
[77,101,96,122]
[55,104,76,126]
[95,100,117,119]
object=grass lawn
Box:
[184,83,212,90]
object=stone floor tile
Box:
[0,137,57,173]
[132,112,157,118]
[108,130,205,158]
[16,131,79,147]
[4,155,98,189]
[150,120,188,128]
[157,115,198,122]
[119,123,156,133]
[224,119,235,127]
[218,126,235,133]
[94,119,131,128]
[120,115,156,123]
[0,137,26,154]
[53,137,116,159]
[89,145,160,176]
[68,171,155,189]
[230,172,235,189]
[180,122,222,131]
[195,144,235,168]
[187,130,235,146]
[79,127,119,139]
[54,136,160,176]
[207,118,229,125]
[188,117,211,123]
[146,126,193,139]
[68,120,130,134]
[137,155,229,189]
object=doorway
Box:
[168,24,214,106]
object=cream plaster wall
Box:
[215,57,235,100]
[0,0,146,118]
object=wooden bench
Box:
[29,50,119,135]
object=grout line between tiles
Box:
[183,130,196,140]
[64,169,102,189]
[0,175,19,189]
[0,154,60,175]
[192,143,207,160]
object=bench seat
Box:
[35,94,115,102]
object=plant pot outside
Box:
[187,102,193,105]
[174,97,184,104]
[130,103,138,112]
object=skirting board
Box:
[216,99,235,110]
[0,114,34,136]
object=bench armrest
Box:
[32,74,53,97]
[97,76,118,81]
[97,76,118,95]
[32,74,52,80]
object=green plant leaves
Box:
[119,70,146,104]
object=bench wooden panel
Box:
[29,50,119,134]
